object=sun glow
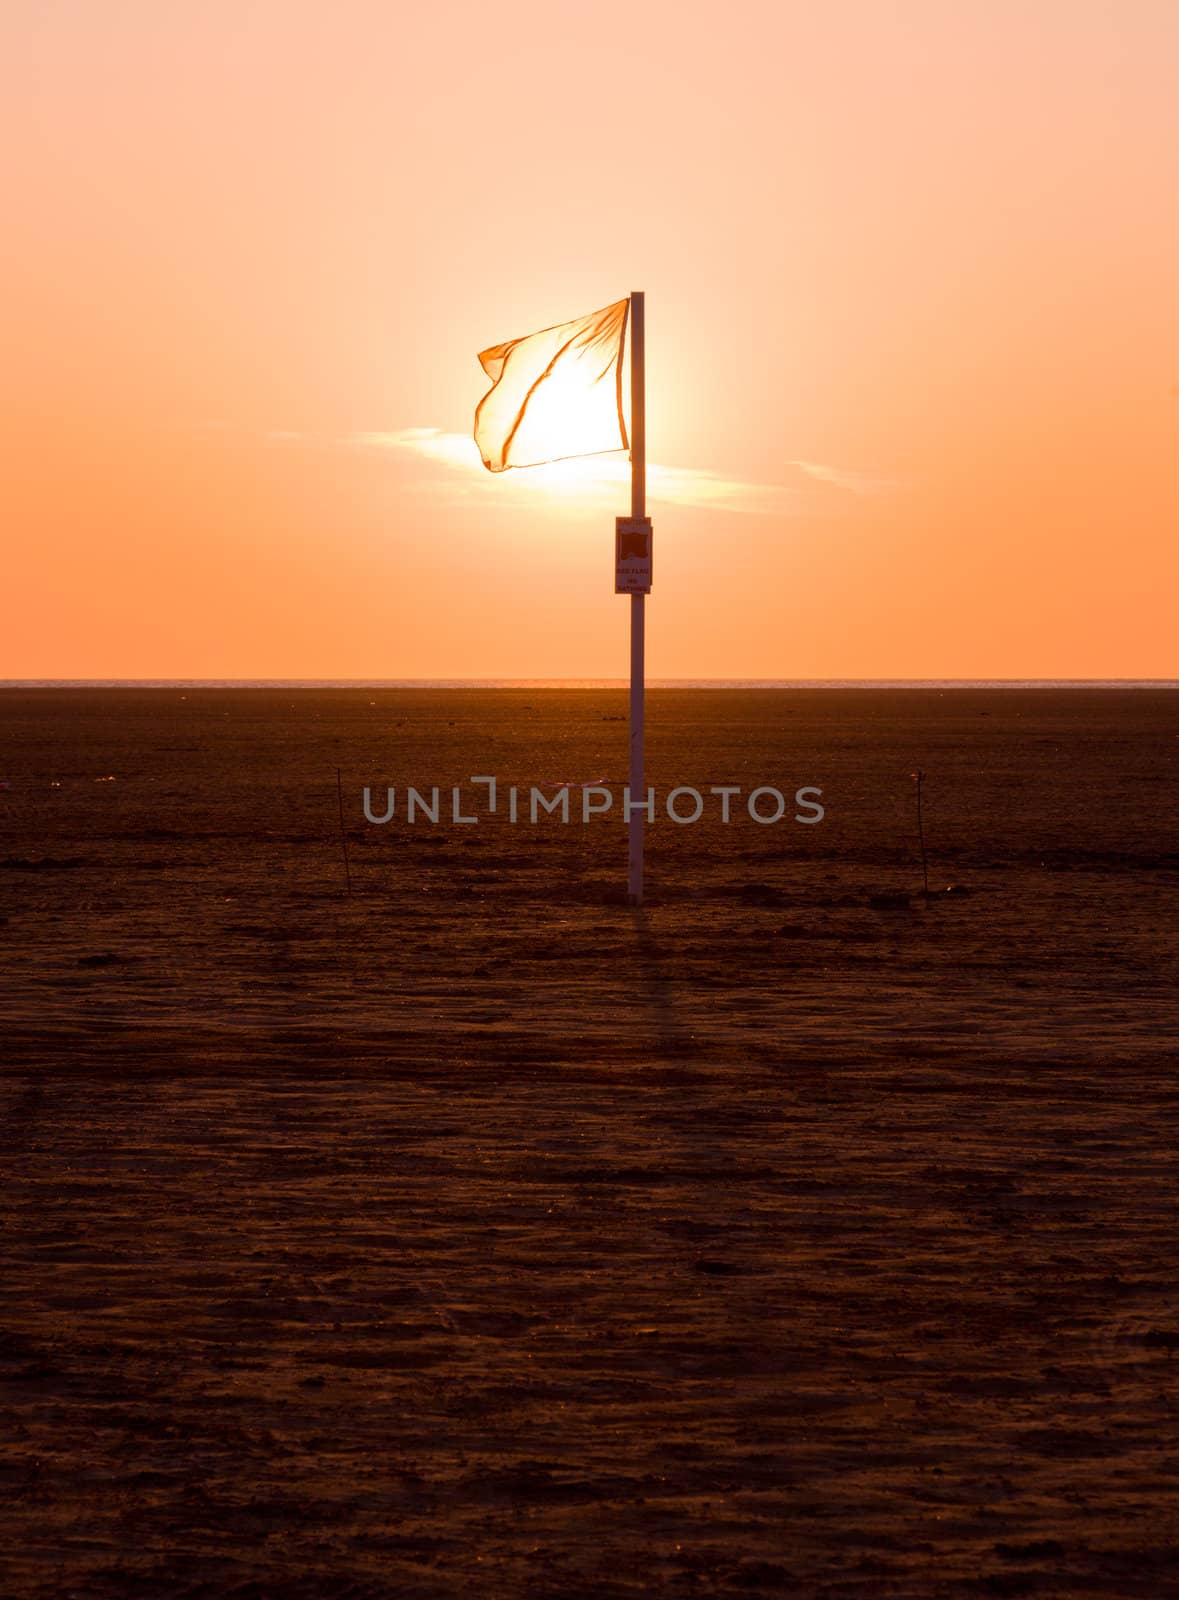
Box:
[492,363,627,478]
[358,427,628,502]
[513,448,631,500]
[359,430,872,516]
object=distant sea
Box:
[2,680,1177,691]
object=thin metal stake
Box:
[336,766,353,897]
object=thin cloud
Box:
[787,459,901,495]
[647,463,806,516]
[351,428,896,516]
[355,429,481,469]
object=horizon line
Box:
[2,678,1177,690]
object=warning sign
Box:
[615,518,653,594]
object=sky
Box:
[3,0,1178,679]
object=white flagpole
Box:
[628,290,646,906]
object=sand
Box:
[2,686,1178,1598]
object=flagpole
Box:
[628,290,646,906]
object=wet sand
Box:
[2,687,1178,1598]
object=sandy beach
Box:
[2,686,1178,1598]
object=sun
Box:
[521,449,631,503]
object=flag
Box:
[474,298,629,473]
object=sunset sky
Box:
[4,0,1178,679]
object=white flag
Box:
[474,298,629,472]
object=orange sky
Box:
[4,0,1178,679]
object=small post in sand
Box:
[336,767,353,897]
[912,768,929,896]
